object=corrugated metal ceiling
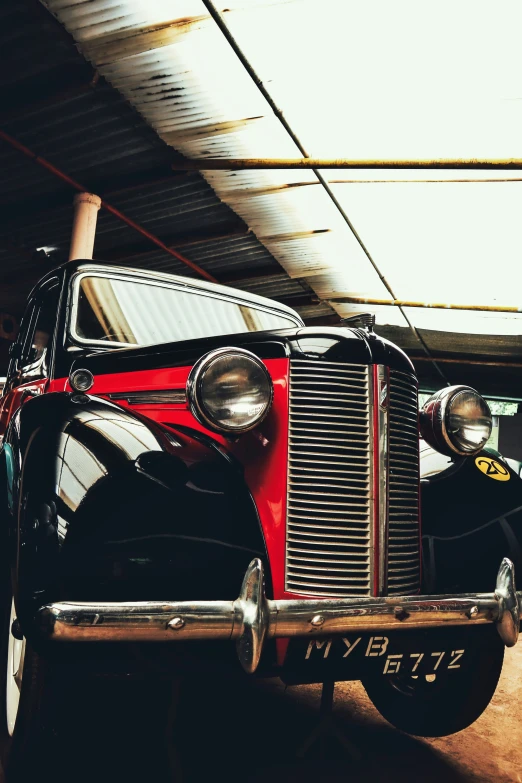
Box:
[0,0,319,321]
[0,0,521,398]
[41,1,522,369]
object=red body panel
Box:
[61,359,293,601]
[0,378,50,440]
[63,358,297,666]
[229,359,289,600]
[2,356,421,670]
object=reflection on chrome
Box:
[36,558,522,675]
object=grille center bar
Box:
[373,365,389,596]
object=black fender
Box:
[420,447,522,593]
[1,393,268,631]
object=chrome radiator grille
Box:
[386,370,420,594]
[285,360,372,597]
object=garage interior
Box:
[1,1,521,781]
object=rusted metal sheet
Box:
[0,1,329,326]
[79,18,209,66]
[43,0,381,322]
[5,0,522,397]
[0,128,217,281]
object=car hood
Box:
[69,326,415,379]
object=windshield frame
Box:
[67,270,303,350]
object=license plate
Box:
[303,635,465,675]
[282,627,471,685]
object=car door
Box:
[0,280,61,440]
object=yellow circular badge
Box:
[475,456,510,481]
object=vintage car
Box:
[0,260,521,772]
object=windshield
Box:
[71,274,299,347]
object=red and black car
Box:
[0,260,521,773]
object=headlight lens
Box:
[420,385,492,457]
[187,348,273,434]
[446,389,492,453]
[69,368,94,392]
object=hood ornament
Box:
[339,312,376,332]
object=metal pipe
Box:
[69,193,101,261]
[329,295,522,314]
[414,356,522,369]
[330,177,522,184]
[171,158,522,171]
[35,558,521,674]
[0,128,217,283]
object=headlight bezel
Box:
[420,385,492,457]
[186,346,274,435]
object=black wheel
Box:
[0,582,67,781]
[363,627,504,737]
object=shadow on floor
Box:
[173,675,474,783]
[1,673,484,783]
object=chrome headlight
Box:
[420,385,492,457]
[187,347,273,434]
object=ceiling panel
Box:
[218,0,522,160]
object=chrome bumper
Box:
[36,558,522,674]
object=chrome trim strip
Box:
[36,558,522,674]
[375,365,389,596]
[109,389,186,405]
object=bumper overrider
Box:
[36,558,522,674]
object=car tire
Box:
[362,627,504,737]
[0,580,67,782]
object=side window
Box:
[19,284,61,383]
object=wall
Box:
[498,414,522,461]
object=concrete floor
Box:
[2,641,520,782]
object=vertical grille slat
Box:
[387,370,420,594]
[285,360,372,597]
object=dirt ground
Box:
[174,640,522,783]
[2,641,520,782]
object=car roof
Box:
[30,259,304,324]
